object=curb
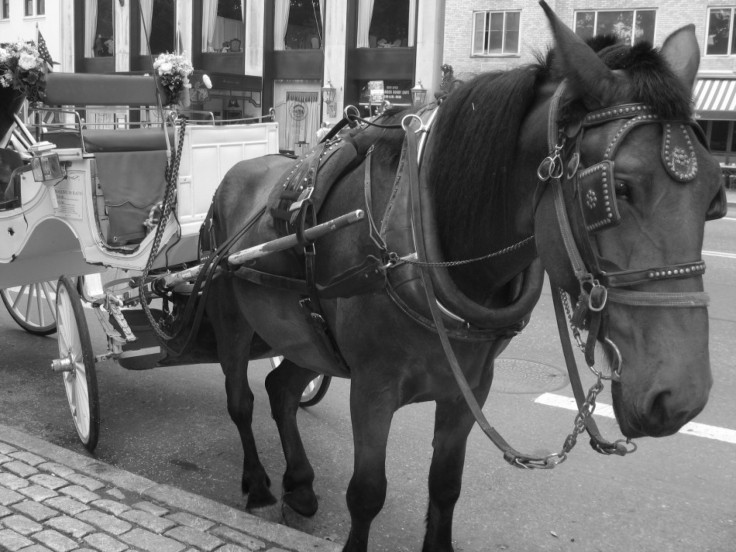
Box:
[0,423,342,552]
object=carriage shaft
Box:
[158,209,365,290]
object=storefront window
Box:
[85,0,114,58]
[275,0,323,50]
[357,0,415,48]
[140,0,175,55]
[574,10,655,46]
[202,0,244,53]
[285,0,323,49]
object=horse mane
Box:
[428,36,693,256]
[428,66,544,251]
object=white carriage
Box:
[1,72,282,450]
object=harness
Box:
[401,81,722,469]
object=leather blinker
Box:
[575,160,621,232]
[662,123,698,182]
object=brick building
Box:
[441,0,736,165]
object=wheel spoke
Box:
[10,285,26,311]
[40,282,57,321]
[24,284,34,322]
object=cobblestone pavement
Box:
[0,424,342,552]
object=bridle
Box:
[537,81,712,383]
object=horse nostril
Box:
[648,391,672,426]
[643,390,696,437]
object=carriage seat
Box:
[42,127,175,153]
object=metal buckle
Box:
[289,186,315,213]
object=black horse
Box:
[202,3,725,551]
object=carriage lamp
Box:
[411,81,427,106]
[30,152,64,182]
[322,81,337,117]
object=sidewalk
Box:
[0,424,342,552]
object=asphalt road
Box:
[1,214,735,551]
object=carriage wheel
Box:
[269,356,332,407]
[54,276,99,452]
[299,374,332,407]
[1,280,58,335]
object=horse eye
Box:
[614,180,630,199]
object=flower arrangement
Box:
[0,40,48,103]
[153,52,194,107]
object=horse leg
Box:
[265,359,320,516]
[343,380,396,552]
[422,375,493,552]
[208,284,277,511]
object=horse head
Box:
[533,1,725,438]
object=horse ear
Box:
[539,0,622,110]
[660,24,700,91]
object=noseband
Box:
[537,82,711,381]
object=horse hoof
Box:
[282,487,318,517]
[246,500,283,524]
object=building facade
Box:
[442,0,736,165]
[1,0,445,155]
[3,1,736,163]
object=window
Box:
[85,0,114,58]
[2,0,9,20]
[574,10,655,45]
[202,0,244,53]
[472,11,520,56]
[24,0,43,16]
[140,0,175,55]
[357,0,415,49]
[285,0,323,50]
[706,8,736,55]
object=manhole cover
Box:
[491,358,568,394]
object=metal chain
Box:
[388,234,535,268]
[139,117,188,342]
[559,287,585,350]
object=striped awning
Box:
[694,78,736,120]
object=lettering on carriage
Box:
[54,170,84,220]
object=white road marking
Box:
[703,249,736,259]
[535,393,736,444]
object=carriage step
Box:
[118,346,164,371]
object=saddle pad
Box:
[267,135,362,239]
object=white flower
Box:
[0,48,10,64]
[18,52,38,71]
[158,61,174,75]
[202,74,212,89]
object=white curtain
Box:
[357,0,375,48]
[274,0,290,50]
[139,0,154,55]
[284,92,320,152]
[84,1,98,57]
[408,0,416,47]
[318,0,325,43]
[201,0,218,52]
